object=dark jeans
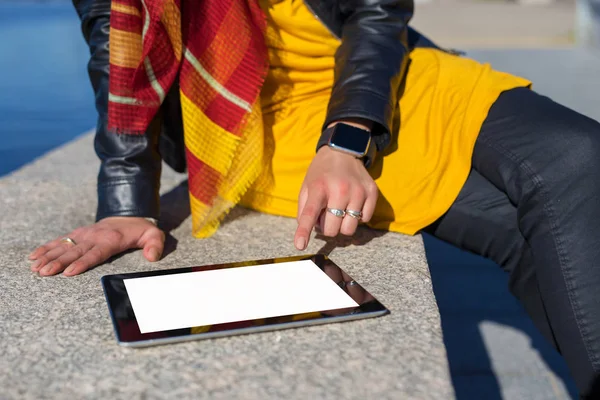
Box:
[424,87,600,398]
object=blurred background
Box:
[2,0,598,176]
[0,0,95,176]
[414,0,577,47]
[0,0,598,176]
[1,1,599,399]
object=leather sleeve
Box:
[72,0,162,221]
[324,0,413,154]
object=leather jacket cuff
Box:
[96,177,160,221]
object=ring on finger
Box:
[327,208,346,218]
[345,209,363,220]
[60,237,77,246]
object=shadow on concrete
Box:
[423,233,578,399]
[314,228,387,256]
[157,180,192,258]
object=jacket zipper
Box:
[304,0,340,39]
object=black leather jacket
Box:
[72,0,441,221]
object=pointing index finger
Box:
[294,186,327,250]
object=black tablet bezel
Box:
[101,254,389,347]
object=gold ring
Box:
[60,237,77,246]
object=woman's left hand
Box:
[294,130,378,250]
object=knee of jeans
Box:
[564,130,600,169]
[535,122,600,190]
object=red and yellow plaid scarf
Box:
[108,0,268,237]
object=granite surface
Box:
[0,134,452,399]
[3,47,600,400]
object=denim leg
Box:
[471,88,600,396]
[423,169,558,349]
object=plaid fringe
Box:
[108,0,268,237]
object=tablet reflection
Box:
[319,259,376,317]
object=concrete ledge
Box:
[0,135,452,399]
[412,2,575,48]
[4,47,598,399]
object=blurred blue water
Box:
[0,1,96,176]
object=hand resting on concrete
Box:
[28,217,165,277]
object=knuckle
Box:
[353,186,367,201]
[104,230,124,244]
[367,182,379,197]
[70,261,86,271]
[322,225,338,237]
[47,261,63,273]
[89,247,104,261]
[38,255,50,265]
[302,204,320,219]
[323,229,337,238]
[71,245,86,258]
[308,180,327,194]
[340,225,355,236]
[334,180,351,197]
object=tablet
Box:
[101,254,389,347]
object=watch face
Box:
[329,124,371,157]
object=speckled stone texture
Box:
[0,134,452,399]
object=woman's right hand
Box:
[28,217,165,277]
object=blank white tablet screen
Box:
[124,260,359,334]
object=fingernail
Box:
[295,237,306,250]
[149,249,161,261]
[28,253,36,260]
[40,264,53,275]
[31,260,41,271]
[64,265,74,275]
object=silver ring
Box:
[345,210,363,220]
[60,237,77,246]
[347,280,358,287]
[327,208,346,218]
